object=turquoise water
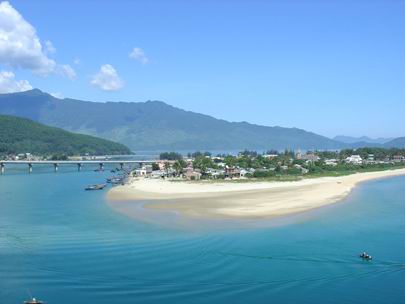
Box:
[1,166,405,304]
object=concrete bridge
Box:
[0,160,159,173]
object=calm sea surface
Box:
[1,165,405,304]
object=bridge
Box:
[0,160,160,173]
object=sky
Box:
[0,0,404,138]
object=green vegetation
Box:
[2,90,405,151]
[156,148,405,181]
[192,155,216,174]
[159,152,183,160]
[0,114,131,157]
[173,159,187,174]
[0,89,347,151]
[337,147,405,159]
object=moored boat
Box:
[85,184,107,191]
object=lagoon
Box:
[1,166,405,303]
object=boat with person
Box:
[85,184,107,191]
[359,252,373,260]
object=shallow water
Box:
[1,166,405,303]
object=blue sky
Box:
[0,0,404,138]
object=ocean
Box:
[1,165,404,304]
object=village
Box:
[134,149,405,181]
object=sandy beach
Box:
[107,168,405,219]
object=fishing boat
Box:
[359,252,372,260]
[85,184,106,191]
[24,297,44,304]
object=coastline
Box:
[107,168,405,219]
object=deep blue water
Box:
[1,166,405,304]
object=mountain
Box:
[3,89,404,151]
[333,135,394,145]
[384,137,405,148]
[0,89,346,151]
[0,114,131,156]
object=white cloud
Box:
[0,70,32,93]
[0,1,75,80]
[73,58,80,65]
[57,64,76,80]
[129,47,149,64]
[91,64,123,91]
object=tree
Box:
[173,159,187,176]
[152,162,160,171]
[193,156,215,174]
[159,152,183,160]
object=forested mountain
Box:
[0,114,131,156]
[0,89,344,151]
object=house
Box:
[240,168,255,177]
[183,167,202,180]
[151,170,165,179]
[264,154,278,159]
[225,166,241,178]
[156,161,166,170]
[345,155,363,165]
[301,153,320,163]
[393,155,405,163]
[134,168,147,176]
[294,164,309,174]
[324,159,338,166]
[206,168,225,178]
[135,164,153,177]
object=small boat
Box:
[85,184,106,191]
[107,177,123,184]
[24,297,44,304]
[359,252,372,260]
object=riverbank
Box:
[107,168,405,219]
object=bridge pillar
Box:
[0,163,4,174]
[99,163,104,171]
[120,162,124,170]
[28,163,32,173]
[77,163,82,172]
[54,163,59,172]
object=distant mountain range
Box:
[0,89,404,151]
[384,137,405,148]
[333,135,394,145]
[0,114,131,156]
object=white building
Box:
[324,159,338,166]
[345,155,363,165]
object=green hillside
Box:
[0,89,344,151]
[0,114,131,156]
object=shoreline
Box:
[107,168,405,219]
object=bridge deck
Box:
[0,160,158,164]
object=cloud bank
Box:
[0,1,75,79]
